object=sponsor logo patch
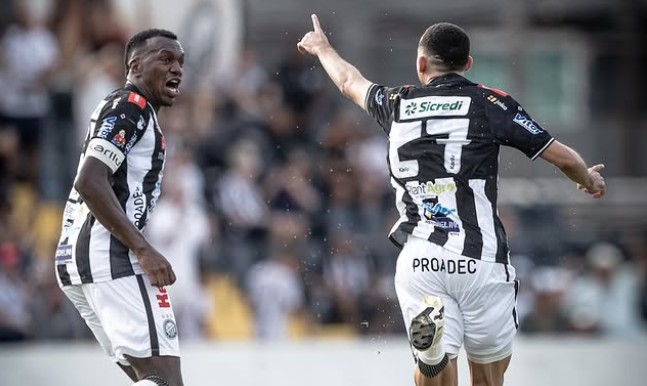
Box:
[487,95,508,111]
[513,113,543,134]
[156,286,171,308]
[124,133,138,153]
[127,92,147,109]
[98,116,117,138]
[407,181,457,198]
[164,319,178,339]
[421,197,459,232]
[400,96,471,119]
[132,187,145,228]
[374,89,385,106]
[55,245,73,262]
[111,129,126,148]
[111,97,121,109]
[413,257,476,274]
[136,115,146,131]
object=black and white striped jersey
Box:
[366,73,554,263]
[55,84,166,286]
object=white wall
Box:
[1,337,646,386]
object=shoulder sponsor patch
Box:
[487,95,508,111]
[86,138,125,173]
[127,92,147,110]
[513,113,543,134]
[98,116,117,138]
[399,96,471,120]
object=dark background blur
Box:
[0,0,646,344]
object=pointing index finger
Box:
[590,164,605,172]
[311,14,322,32]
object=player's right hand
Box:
[297,14,331,56]
[136,246,177,287]
[577,163,605,199]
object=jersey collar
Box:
[124,82,144,95]
[426,73,472,88]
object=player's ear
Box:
[463,56,473,73]
[417,55,427,74]
[128,57,141,77]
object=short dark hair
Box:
[124,28,178,75]
[419,23,470,72]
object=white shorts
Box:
[61,274,180,366]
[395,236,519,364]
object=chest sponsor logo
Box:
[98,116,117,138]
[513,113,543,134]
[401,96,471,119]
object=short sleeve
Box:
[489,95,555,160]
[85,92,148,173]
[365,84,403,134]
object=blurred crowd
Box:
[0,0,646,344]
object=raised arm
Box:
[539,140,606,198]
[297,14,373,110]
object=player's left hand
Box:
[297,14,331,56]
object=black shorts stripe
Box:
[136,275,159,356]
[75,214,95,284]
[503,264,510,282]
[57,264,72,286]
[512,307,519,329]
[512,277,519,329]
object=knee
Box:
[126,355,183,386]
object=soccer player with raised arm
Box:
[298,15,605,386]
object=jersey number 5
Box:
[389,118,471,178]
